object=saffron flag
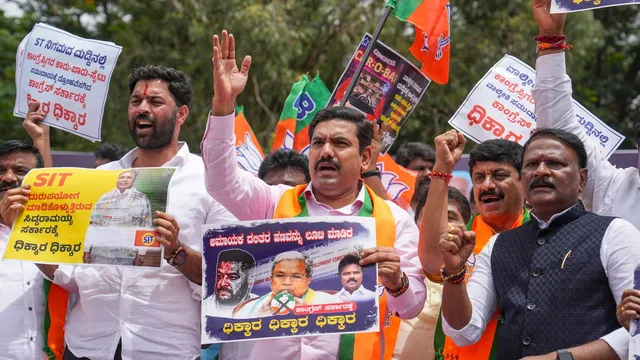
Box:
[376,153,417,210]
[388,0,451,85]
[234,106,264,176]
[272,74,331,155]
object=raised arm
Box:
[419,130,466,276]
[363,121,390,200]
[23,101,52,167]
[201,30,286,220]
[531,0,625,212]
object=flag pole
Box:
[339,5,393,107]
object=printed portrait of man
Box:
[336,254,376,302]
[203,249,257,318]
[232,251,337,318]
[89,170,152,228]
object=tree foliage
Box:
[1,0,638,152]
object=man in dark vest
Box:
[439,128,640,360]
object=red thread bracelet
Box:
[535,35,566,43]
[429,171,453,184]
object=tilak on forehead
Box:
[142,84,148,97]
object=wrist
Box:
[432,164,453,174]
[211,98,235,116]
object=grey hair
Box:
[271,251,313,278]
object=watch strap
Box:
[361,169,381,179]
[556,349,573,360]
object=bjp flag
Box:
[272,74,331,155]
[388,0,451,85]
[376,153,417,210]
[234,106,264,176]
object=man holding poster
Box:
[531,0,640,230]
[202,30,425,360]
[34,65,235,360]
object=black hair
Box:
[635,119,640,147]
[395,142,436,167]
[415,186,472,225]
[128,65,193,107]
[0,140,44,168]
[338,254,361,274]
[308,107,372,154]
[469,139,523,177]
[522,128,587,169]
[258,149,310,183]
[218,249,256,271]
[94,143,128,162]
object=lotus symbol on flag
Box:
[282,130,295,150]
[377,161,410,201]
[236,132,264,176]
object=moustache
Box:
[529,177,555,190]
[0,181,20,192]
[315,158,340,171]
[346,278,358,284]
[478,189,504,200]
[134,114,156,124]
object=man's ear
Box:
[361,145,373,172]
[578,167,588,194]
[175,105,189,126]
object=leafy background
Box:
[1,0,638,153]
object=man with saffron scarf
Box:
[201,30,426,360]
[419,130,528,360]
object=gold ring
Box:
[448,233,454,241]
[620,306,626,313]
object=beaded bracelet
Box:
[535,35,566,43]
[537,41,573,53]
[429,171,453,184]
[440,264,468,285]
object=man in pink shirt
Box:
[200,31,426,360]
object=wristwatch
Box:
[361,169,381,179]
[556,349,573,360]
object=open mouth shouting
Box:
[478,190,504,211]
[315,158,340,176]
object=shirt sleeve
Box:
[598,218,640,359]
[200,112,287,220]
[442,234,499,346]
[532,52,625,214]
[385,202,426,319]
[52,265,79,293]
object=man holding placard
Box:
[532,0,640,230]
[34,65,235,359]
[201,30,425,360]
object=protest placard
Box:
[328,33,431,155]
[551,0,639,13]
[448,54,624,158]
[629,264,640,359]
[2,167,176,267]
[201,217,379,344]
[14,23,122,142]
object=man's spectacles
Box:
[273,273,307,282]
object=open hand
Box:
[211,30,252,116]
[366,121,382,171]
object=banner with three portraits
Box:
[201,217,379,344]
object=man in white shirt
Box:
[201,30,425,360]
[336,254,376,302]
[89,170,152,228]
[0,103,53,360]
[34,65,235,360]
[440,128,640,359]
[532,0,640,230]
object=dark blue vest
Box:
[490,202,620,359]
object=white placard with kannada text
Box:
[448,54,624,158]
[14,23,122,142]
[551,0,639,14]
